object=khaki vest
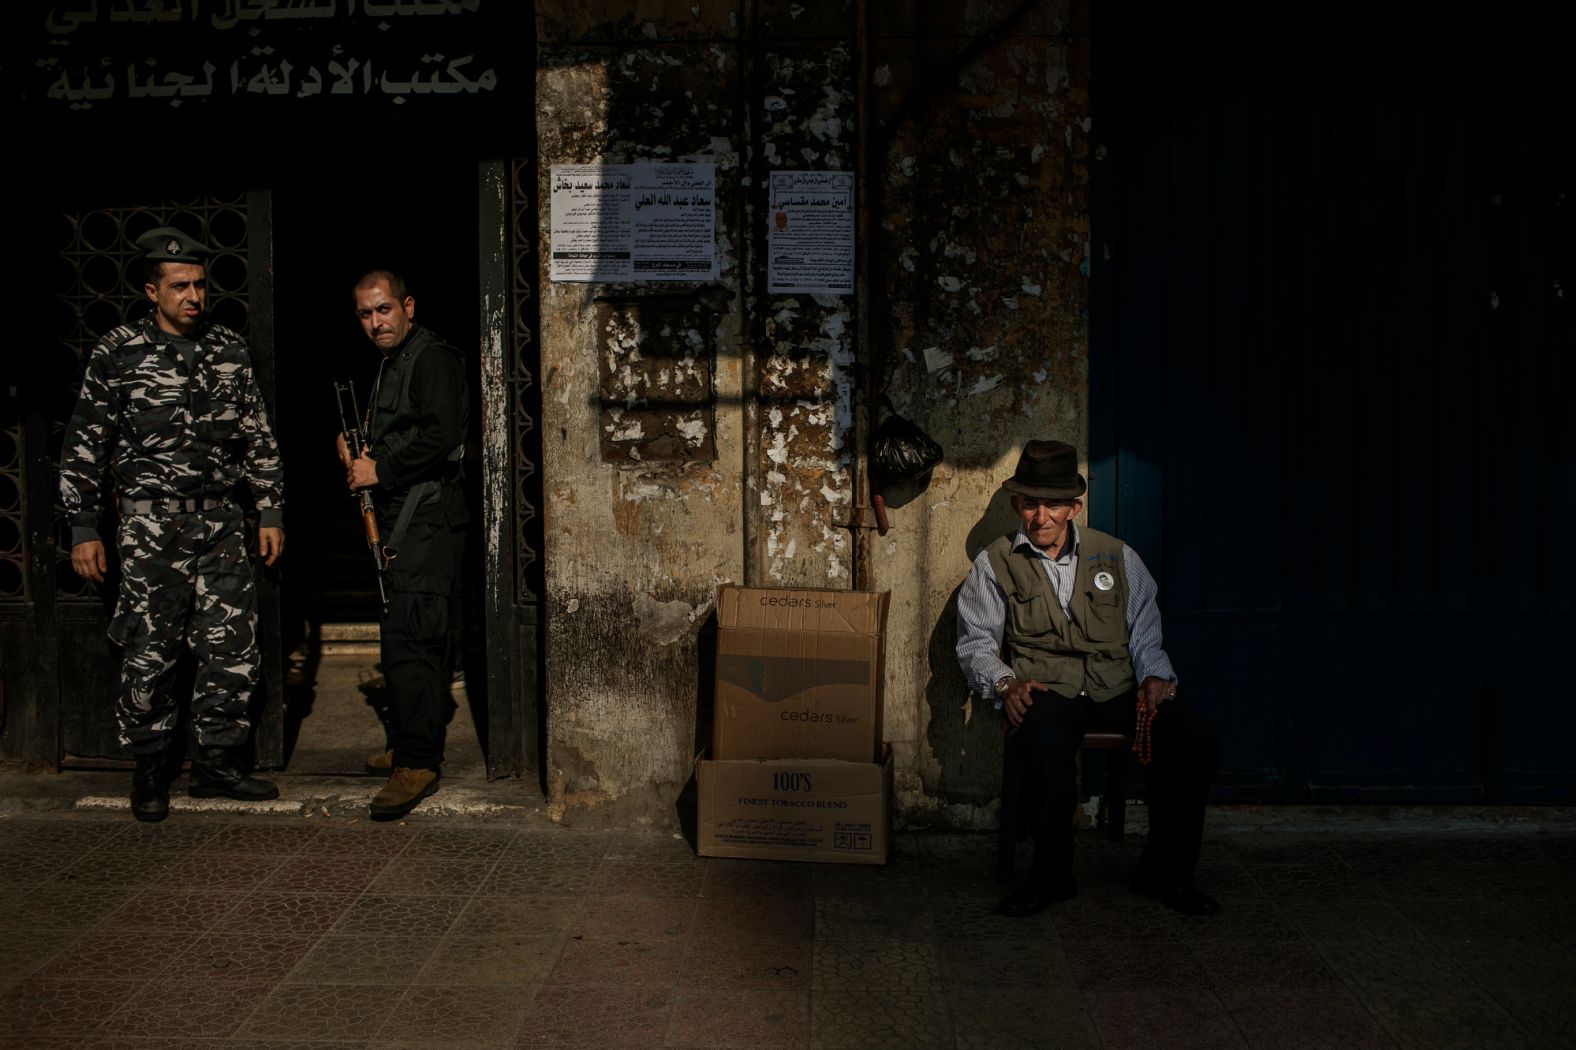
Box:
[985,525,1135,701]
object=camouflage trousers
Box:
[109,508,259,754]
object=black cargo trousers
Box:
[379,487,465,774]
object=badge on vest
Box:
[1093,570,1115,591]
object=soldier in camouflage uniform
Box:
[58,226,285,822]
[338,269,467,820]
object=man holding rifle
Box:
[337,270,468,821]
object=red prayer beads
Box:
[1133,694,1155,766]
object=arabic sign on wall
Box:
[549,163,718,284]
[30,0,505,112]
[768,171,855,296]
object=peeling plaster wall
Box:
[752,20,858,587]
[534,0,1088,827]
[870,1,1090,828]
[537,6,745,825]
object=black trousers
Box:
[380,520,465,773]
[1007,688,1221,888]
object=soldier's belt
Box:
[118,496,233,515]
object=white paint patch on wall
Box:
[633,593,701,646]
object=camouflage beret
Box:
[135,226,210,264]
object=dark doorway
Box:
[269,116,487,772]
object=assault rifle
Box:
[334,380,387,611]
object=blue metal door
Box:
[1091,31,1574,801]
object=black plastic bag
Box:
[871,409,943,483]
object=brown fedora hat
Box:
[1000,439,1087,499]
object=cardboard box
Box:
[713,585,887,762]
[696,746,892,865]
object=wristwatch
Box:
[994,675,1017,697]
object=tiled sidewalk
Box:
[0,810,1573,1049]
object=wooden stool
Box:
[997,729,1130,882]
[1080,731,1130,842]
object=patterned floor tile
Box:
[936,937,1074,991]
[420,935,563,988]
[400,827,518,862]
[1482,982,1576,1047]
[335,894,469,937]
[306,824,417,858]
[1219,988,1397,1049]
[810,938,941,990]
[377,985,532,1044]
[1192,938,1340,989]
[30,928,189,982]
[107,820,222,853]
[1430,836,1553,865]
[698,858,815,899]
[54,850,182,888]
[0,819,126,852]
[1225,834,1344,866]
[516,985,675,1046]
[600,834,695,865]
[587,861,703,899]
[694,895,812,940]
[1391,897,1542,941]
[220,1034,370,1040]
[809,988,952,1049]
[0,928,76,992]
[1063,936,1205,991]
[366,857,494,897]
[1273,897,1426,941]
[0,978,141,1040]
[928,893,1063,942]
[948,989,1101,1049]
[452,896,581,938]
[1248,861,1373,900]
[678,934,811,990]
[0,850,77,887]
[7,883,143,930]
[101,977,273,1038]
[810,861,929,901]
[1313,938,1468,987]
[218,892,358,936]
[546,933,687,987]
[503,831,612,863]
[568,894,694,941]
[94,888,243,933]
[196,824,324,856]
[1169,896,1301,940]
[285,934,440,985]
[1324,837,1454,868]
[240,984,409,1040]
[814,897,933,943]
[163,931,315,983]
[268,853,395,894]
[1487,862,1576,899]
[1351,861,1505,900]
[480,857,599,897]
[1187,860,1264,901]
[1354,984,1531,1050]
[1048,891,1178,941]
[1085,988,1248,1049]
[160,850,288,891]
[665,986,807,1048]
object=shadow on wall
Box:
[923,492,1026,814]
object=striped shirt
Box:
[955,522,1176,701]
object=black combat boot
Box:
[130,753,169,822]
[188,747,280,801]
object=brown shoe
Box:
[364,749,394,775]
[369,767,440,821]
